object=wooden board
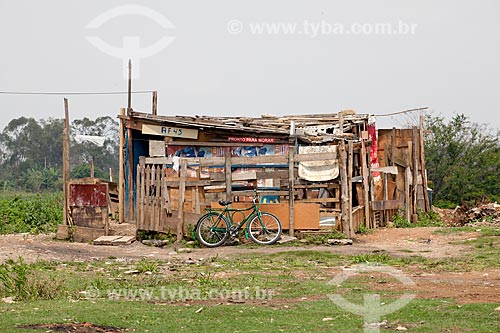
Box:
[56,224,70,240]
[73,226,106,243]
[71,207,105,229]
[209,202,320,230]
[93,235,136,245]
[371,200,403,211]
[69,183,108,207]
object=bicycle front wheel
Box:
[196,212,230,247]
[248,212,282,245]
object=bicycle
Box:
[195,191,282,247]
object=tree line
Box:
[0,116,119,191]
[424,114,500,207]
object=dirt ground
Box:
[1,227,499,304]
[0,226,478,263]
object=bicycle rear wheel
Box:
[248,212,282,245]
[196,212,229,247]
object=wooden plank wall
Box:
[377,126,430,225]
[136,142,380,239]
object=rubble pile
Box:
[452,202,500,226]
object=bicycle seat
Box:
[218,200,232,206]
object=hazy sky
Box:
[1,1,499,130]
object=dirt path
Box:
[0,227,478,263]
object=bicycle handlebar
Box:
[252,189,259,204]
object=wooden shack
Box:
[118,108,430,239]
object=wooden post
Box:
[360,140,371,229]
[89,159,95,179]
[109,168,114,182]
[339,141,350,237]
[224,149,232,201]
[338,112,344,136]
[288,147,295,237]
[383,172,389,226]
[62,98,70,225]
[127,127,134,221]
[136,157,145,230]
[103,201,109,236]
[118,108,126,224]
[347,140,354,234]
[127,59,132,113]
[152,91,158,115]
[390,127,396,166]
[367,146,376,228]
[177,158,187,241]
[405,166,411,223]
[419,115,431,211]
[412,126,419,221]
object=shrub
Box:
[393,214,411,228]
[0,192,63,234]
[392,210,444,228]
[0,257,64,300]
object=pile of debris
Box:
[452,201,500,226]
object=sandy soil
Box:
[0,227,479,263]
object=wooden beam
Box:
[224,149,232,201]
[177,158,187,241]
[419,115,431,211]
[145,157,172,164]
[288,147,295,237]
[339,141,350,237]
[371,166,398,175]
[233,190,299,197]
[89,159,94,179]
[294,183,339,189]
[390,127,396,166]
[294,152,337,162]
[62,98,70,226]
[232,155,288,165]
[119,108,126,224]
[171,140,266,147]
[127,59,132,112]
[166,180,211,187]
[360,140,371,229]
[405,166,411,223]
[412,127,419,220]
[127,127,134,221]
[371,200,403,211]
[347,140,353,234]
[298,198,339,203]
[144,155,289,167]
[152,91,158,115]
[383,172,389,225]
[367,146,376,228]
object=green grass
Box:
[0,191,62,234]
[433,226,478,234]
[393,210,445,228]
[3,226,500,331]
[1,298,499,332]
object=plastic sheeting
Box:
[298,145,339,181]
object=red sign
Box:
[228,137,276,143]
[69,184,108,207]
